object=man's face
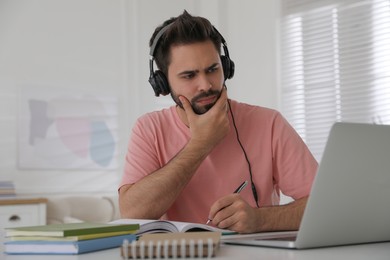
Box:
[167,40,224,115]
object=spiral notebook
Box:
[120,232,221,258]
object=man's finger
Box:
[179,96,195,117]
[218,87,228,105]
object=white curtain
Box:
[280,0,390,161]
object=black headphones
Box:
[148,23,235,96]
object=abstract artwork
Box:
[18,88,118,169]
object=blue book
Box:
[4,233,136,255]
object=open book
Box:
[111,219,235,236]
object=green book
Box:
[6,230,137,241]
[5,222,140,237]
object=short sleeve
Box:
[119,115,161,189]
[271,113,318,199]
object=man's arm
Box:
[119,88,229,219]
[119,139,216,219]
[208,195,308,233]
[256,196,308,232]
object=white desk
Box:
[2,241,390,260]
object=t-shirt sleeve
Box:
[271,112,318,200]
[119,115,161,189]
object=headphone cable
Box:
[227,98,260,208]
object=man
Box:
[119,10,318,234]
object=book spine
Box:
[77,234,137,254]
[121,238,216,258]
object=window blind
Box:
[280,0,390,161]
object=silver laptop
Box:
[225,122,390,249]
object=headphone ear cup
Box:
[221,55,235,80]
[149,70,170,96]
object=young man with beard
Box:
[118,10,318,234]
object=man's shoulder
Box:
[138,106,176,122]
[230,99,280,117]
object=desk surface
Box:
[2,241,390,260]
[0,198,47,206]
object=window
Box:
[280,0,390,161]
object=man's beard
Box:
[171,89,222,115]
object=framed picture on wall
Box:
[18,87,119,170]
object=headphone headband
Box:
[149,23,173,57]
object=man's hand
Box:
[208,194,260,234]
[179,88,230,152]
[208,195,309,234]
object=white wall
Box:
[0,0,279,196]
[0,0,126,196]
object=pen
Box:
[233,180,248,194]
[206,180,248,225]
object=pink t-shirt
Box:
[120,100,318,223]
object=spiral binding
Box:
[121,237,215,258]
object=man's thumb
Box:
[179,96,192,113]
[179,96,196,122]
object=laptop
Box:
[225,122,390,249]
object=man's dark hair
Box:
[149,10,222,76]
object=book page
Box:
[168,221,227,233]
[111,219,178,234]
[112,219,235,235]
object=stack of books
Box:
[4,222,139,255]
[0,180,16,198]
